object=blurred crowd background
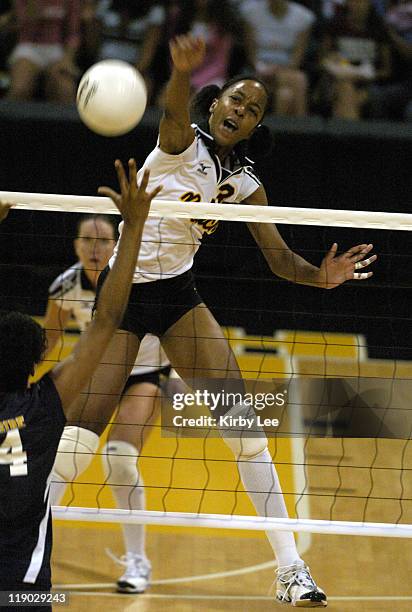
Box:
[0,0,410,122]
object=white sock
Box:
[102,441,146,558]
[236,448,301,567]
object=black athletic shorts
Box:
[123,366,171,393]
[95,268,203,340]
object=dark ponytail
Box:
[245,124,273,160]
[234,124,273,162]
[190,84,222,122]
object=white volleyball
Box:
[77,60,147,137]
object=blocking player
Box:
[0,161,161,609]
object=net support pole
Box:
[52,507,412,538]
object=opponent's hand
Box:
[0,201,12,223]
[318,243,377,289]
[170,35,206,73]
[98,159,162,226]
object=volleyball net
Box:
[2,191,412,540]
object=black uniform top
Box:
[0,375,66,587]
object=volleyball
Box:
[76,60,147,137]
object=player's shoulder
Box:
[230,145,262,186]
[145,125,204,170]
[34,374,66,422]
[48,262,82,297]
[1,375,65,425]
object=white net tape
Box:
[52,507,412,538]
[2,190,412,230]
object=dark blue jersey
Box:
[0,374,66,587]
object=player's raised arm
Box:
[50,160,162,412]
[245,185,376,289]
[159,35,205,154]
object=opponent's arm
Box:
[42,301,72,357]
[159,35,205,154]
[50,160,162,412]
[245,186,376,289]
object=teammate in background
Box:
[63,36,376,607]
[0,162,161,608]
[44,214,171,593]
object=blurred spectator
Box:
[94,0,165,101]
[76,0,100,73]
[386,0,412,42]
[369,0,412,120]
[240,0,315,116]
[8,0,81,103]
[0,1,15,73]
[300,0,345,19]
[167,0,251,91]
[319,0,392,119]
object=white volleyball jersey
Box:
[48,263,169,375]
[109,124,261,283]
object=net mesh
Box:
[2,197,412,537]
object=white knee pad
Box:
[54,426,99,482]
[219,403,268,460]
[101,440,140,486]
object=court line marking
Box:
[56,592,412,602]
[54,559,276,590]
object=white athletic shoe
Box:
[107,550,151,593]
[275,560,327,607]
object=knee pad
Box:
[218,403,268,460]
[101,440,140,486]
[54,426,99,482]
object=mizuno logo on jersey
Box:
[196,162,211,176]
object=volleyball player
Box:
[44,215,172,593]
[66,36,376,607]
[0,162,161,609]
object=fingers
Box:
[127,158,138,194]
[172,34,203,51]
[344,243,373,259]
[147,185,163,200]
[97,186,121,206]
[169,34,205,63]
[137,167,150,193]
[325,242,338,261]
[353,271,373,280]
[354,254,377,270]
[0,201,13,211]
[0,201,13,222]
[104,159,161,215]
[114,159,129,197]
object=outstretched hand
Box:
[0,201,12,223]
[98,159,162,226]
[169,35,206,73]
[318,243,377,289]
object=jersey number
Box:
[181,185,235,235]
[0,429,28,476]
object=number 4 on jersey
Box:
[0,428,28,476]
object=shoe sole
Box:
[276,596,327,608]
[293,602,327,608]
[117,582,147,594]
